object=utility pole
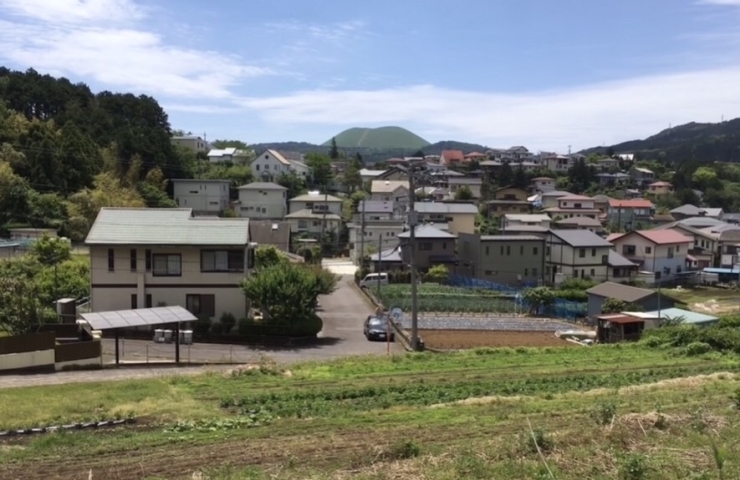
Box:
[358,199,366,266]
[320,182,328,257]
[377,234,383,291]
[408,168,420,351]
[568,145,572,155]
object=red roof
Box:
[613,230,692,245]
[607,233,624,242]
[609,199,654,208]
[441,150,465,163]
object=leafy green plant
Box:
[592,400,617,426]
[519,427,553,455]
[219,312,237,334]
[619,454,648,480]
[382,440,420,460]
[193,316,211,336]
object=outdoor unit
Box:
[153,329,165,343]
[163,330,173,343]
[180,330,193,345]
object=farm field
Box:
[1,343,740,479]
[373,284,519,313]
[419,329,574,349]
[666,286,740,314]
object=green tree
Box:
[28,191,67,228]
[691,166,720,191]
[522,286,555,314]
[498,161,514,186]
[277,171,308,200]
[255,245,289,268]
[0,275,47,336]
[305,152,334,189]
[241,262,324,336]
[601,298,628,314]
[0,160,31,226]
[211,139,249,151]
[344,156,363,192]
[454,185,474,201]
[567,158,596,194]
[513,163,528,188]
[329,137,339,160]
[31,235,71,266]
[425,265,449,284]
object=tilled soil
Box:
[419,329,574,349]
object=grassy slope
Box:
[0,346,739,479]
[324,126,431,150]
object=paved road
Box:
[0,275,395,388]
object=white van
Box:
[360,272,389,289]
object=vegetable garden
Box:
[372,284,521,313]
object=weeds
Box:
[619,454,648,480]
[164,411,273,433]
[592,400,617,426]
[381,440,420,460]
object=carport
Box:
[79,306,197,366]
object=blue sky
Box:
[1,0,740,151]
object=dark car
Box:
[363,315,395,342]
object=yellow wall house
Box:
[85,208,254,321]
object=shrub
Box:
[193,316,211,336]
[620,454,648,480]
[383,440,420,460]
[220,312,237,334]
[520,427,553,455]
[558,278,596,291]
[237,318,251,336]
[592,401,617,426]
[425,265,449,284]
[555,289,588,302]
[210,322,224,335]
[683,341,712,356]
[354,267,370,285]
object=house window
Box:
[579,249,585,258]
[108,249,115,271]
[419,242,433,251]
[485,246,490,255]
[676,245,680,252]
[591,248,596,257]
[442,242,447,250]
[506,245,511,255]
[520,246,524,255]
[533,247,538,255]
[256,164,260,171]
[186,294,215,317]
[645,246,652,254]
[484,270,493,275]
[546,246,551,256]
[532,268,537,278]
[623,245,636,255]
[145,249,152,271]
[201,250,245,272]
[590,268,595,277]
[152,254,182,277]
[524,268,529,276]
[602,255,608,264]
[655,271,662,280]
[573,269,578,277]
[667,247,674,259]
[500,246,504,255]
[131,294,152,309]
[298,220,307,229]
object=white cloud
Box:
[0,0,271,99]
[0,0,144,24]
[699,0,740,5]
[238,67,740,150]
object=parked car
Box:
[363,315,394,342]
[359,272,389,289]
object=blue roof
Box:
[703,268,740,275]
[643,308,719,325]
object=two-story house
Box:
[398,225,457,271]
[608,230,692,282]
[630,167,655,188]
[85,208,254,321]
[171,135,208,154]
[545,229,613,283]
[349,200,405,261]
[236,182,287,219]
[371,180,410,206]
[539,191,572,209]
[652,221,719,269]
[446,177,483,199]
[554,216,605,234]
[542,154,572,173]
[486,186,531,216]
[286,192,343,238]
[458,233,545,286]
[439,150,465,167]
[606,199,655,230]
[501,214,552,230]
[252,150,310,182]
[172,179,230,216]
[531,177,556,193]
[414,202,478,235]
[359,168,387,183]
[207,147,250,164]
[544,195,600,220]
[595,157,620,171]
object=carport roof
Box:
[81,306,196,330]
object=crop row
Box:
[220,364,731,418]
[376,284,506,298]
[374,292,518,312]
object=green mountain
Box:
[582,118,740,164]
[323,126,430,150]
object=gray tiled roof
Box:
[414,202,478,214]
[608,251,636,268]
[586,282,654,302]
[480,235,544,241]
[248,220,290,251]
[398,225,457,239]
[548,229,612,247]
[172,178,230,184]
[85,208,250,246]
[238,182,287,190]
[289,193,343,202]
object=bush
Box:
[558,278,596,291]
[519,427,553,455]
[425,265,449,284]
[383,440,420,460]
[683,341,712,356]
[619,454,648,480]
[355,267,370,285]
[193,316,211,336]
[555,289,588,302]
[592,401,617,426]
[210,322,224,335]
[220,312,237,334]
[389,270,412,284]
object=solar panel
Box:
[81,306,197,330]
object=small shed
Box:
[597,314,645,343]
[586,282,676,318]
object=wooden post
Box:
[175,322,181,365]
[115,329,120,367]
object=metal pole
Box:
[359,199,366,266]
[115,329,120,367]
[377,234,382,291]
[175,322,180,365]
[409,169,420,351]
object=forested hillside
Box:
[0,68,252,241]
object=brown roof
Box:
[558,194,592,201]
[597,314,644,325]
[441,150,465,162]
[587,282,655,303]
[464,151,486,158]
[622,230,692,245]
[609,199,654,208]
[248,221,290,252]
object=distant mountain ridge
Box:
[252,135,491,165]
[582,118,740,164]
[322,126,430,150]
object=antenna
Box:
[568,145,572,155]
[203,131,207,141]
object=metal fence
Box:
[447,274,536,293]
